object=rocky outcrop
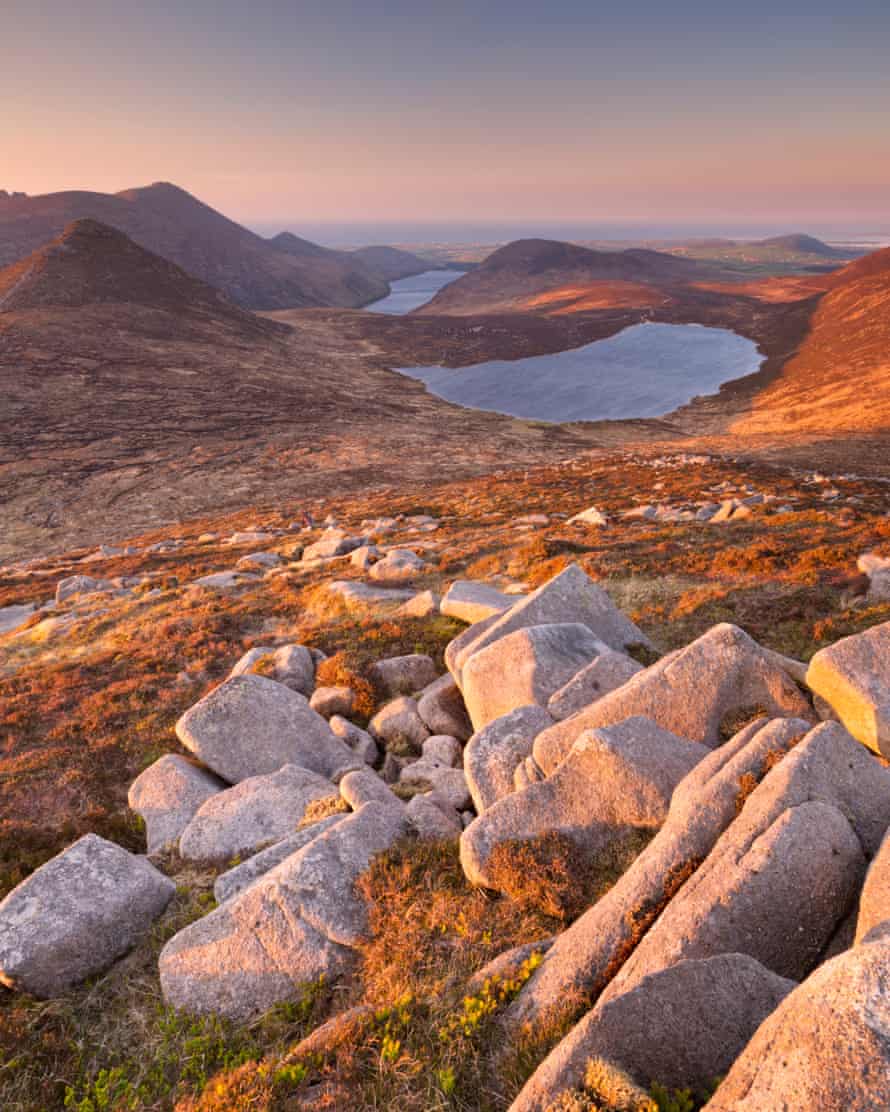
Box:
[512,954,795,1112]
[507,717,811,1028]
[160,802,408,1019]
[532,623,813,774]
[175,674,361,783]
[461,718,707,889]
[547,651,642,720]
[0,834,174,996]
[704,938,890,1111]
[417,673,473,740]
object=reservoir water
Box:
[368,269,465,314]
[394,322,763,423]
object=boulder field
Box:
[3,559,890,1108]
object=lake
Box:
[368,269,465,314]
[394,322,763,423]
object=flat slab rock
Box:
[160,802,408,1019]
[175,674,361,784]
[0,834,175,996]
[178,764,336,862]
[441,580,519,624]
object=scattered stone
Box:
[511,954,795,1112]
[547,650,643,720]
[806,619,890,756]
[303,529,362,561]
[0,603,37,635]
[369,653,438,697]
[533,623,813,774]
[128,754,225,854]
[225,531,274,546]
[325,580,415,611]
[461,622,606,731]
[190,571,249,591]
[339,769,402,810]
[179,764,335,862]
[235,551,282,570]
[0,834,174,996]
[159,802,408,1019]
[417,673,473,741]
[705,938,890,1111]
[310,685,355,718]
[55,574,104,604]
[441,580,519,624]
[350,544,379,570]
[422,734,462,767]
[398,589,440,617]
[368,548,426,583]
[464,705,554,813]
[176,674,361,784]
[461,717,707,889]
[567,506,608,526]
[369,696,430,754]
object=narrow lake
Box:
[394,322,763,423]
[368,269,465,314]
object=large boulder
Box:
[506,717,814,1029]
[461,718,707,889]
[213,815,347,904]
[547,651,643,720]
[461,623,606,731]
[417,674,472,741]
[533,623,813,774]
[178,764,335,862]
[464,705,554,814]
[369,654,438,697]
[441,580,519,624]
[806,620,890,756]
[512,954,795,1112]
[856,827,890,943]
[160,802,408,1019]
[448,564,652,684]
[175,674,361,784]
[0,834,174,996]
[600,721,884,1007]
[229,643,315,696]
[128,754,225,854]
[705,938,890,1111]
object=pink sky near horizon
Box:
[5,1,889,230]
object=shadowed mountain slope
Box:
[351,245,431,281]
[0,183,388,310]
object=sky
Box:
[4,0,890,241]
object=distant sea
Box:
[249,219,890,249]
